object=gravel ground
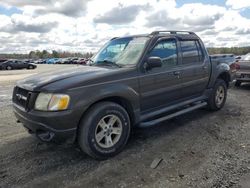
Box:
[0,65,249,188]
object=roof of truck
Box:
[112,30,200,41]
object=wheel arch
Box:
[75,94,139,143]
[5,64,12,70]
[89,96,137,125]
[217,71,231,88]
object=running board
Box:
[139,102,207,128]
[140,96,207,121]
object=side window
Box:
[195,41,204,61]
[149,39,178,68]
[180,40,200,64]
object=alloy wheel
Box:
[95,114,123,149]
[215,86,225,107]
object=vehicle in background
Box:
[1,60,37,70]
[69,57,79,64]
[0,60,7,70]
[60,58,70,64]
[235,56,242,61]
[34,59,46,64]
[0,59,7,63]
[32,57,85,65]
[76,58,88,65]
[59,58,77,64]
[70,58,87,64]
[13,30,235,159]
[46,58,60,64]
[54,58,62,64]
[55,58,66,64]
[235,53,250,86]
[63,58,71,64]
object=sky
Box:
[0,0,250,53]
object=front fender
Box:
[68,82,140,122]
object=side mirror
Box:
[145,57,162,70]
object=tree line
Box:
[207,47,250,56]
[0,50,94,60]
[0,47,249,60]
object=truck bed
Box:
[210,54,235,66]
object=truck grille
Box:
[13,87,32,110]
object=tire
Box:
[6,65,12,70]
[235,80,241,87]
[207,79,227,111]
[78,102,131,159]
[28,65,34,69]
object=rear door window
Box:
[180,40,202,64]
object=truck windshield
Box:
[90,37,149,67]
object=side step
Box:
[140,96,206,121]
[139,102,207,128]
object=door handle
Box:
[203,66,208,70]
[173,71,181,76]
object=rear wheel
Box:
[235,80,241,87]
[207,79,227,111]
[28,65,34,69]
[78,102,131,159]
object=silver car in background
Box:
[235,53,250,86]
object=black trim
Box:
[140,95,207,121]
[139,102,207,127]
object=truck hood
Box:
[17,66,110,91]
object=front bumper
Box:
[13,104,78,143]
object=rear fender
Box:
[208,62,231,88]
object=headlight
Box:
[35,93,70,111]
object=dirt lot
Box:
[0,65,250,188]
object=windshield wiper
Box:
[95,60,122,68]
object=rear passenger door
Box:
[178,40,210,98]
[139,38,183,111]
[17,61,26,68]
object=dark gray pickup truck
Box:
[13,31,235,159]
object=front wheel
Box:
[78,102,131,159]
[207,79,227,111]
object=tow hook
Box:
[37,131,55,142]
